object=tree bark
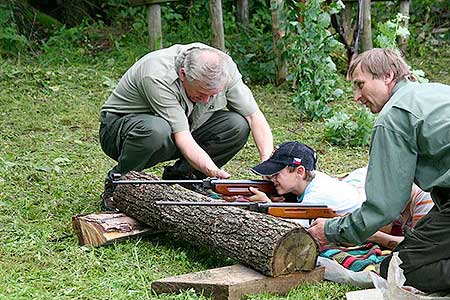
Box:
[111,171,319,277]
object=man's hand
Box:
[308,218,330,247]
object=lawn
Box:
[0,44,449,299]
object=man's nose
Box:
[354,91,362,103]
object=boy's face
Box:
[266,166,306,195]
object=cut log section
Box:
[72,212,154,247]
[152,264,324,300]
[110,171,319,277]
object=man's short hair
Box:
[347,48,415,82]
[175,47,228,91]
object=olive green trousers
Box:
[99,110,250,178]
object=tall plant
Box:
[281,0,344,120]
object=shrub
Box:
[324,108,375,147]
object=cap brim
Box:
[251,160,286,176]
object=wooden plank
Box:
[72,212,154,247]
[129,0,182,6]
[152,264,324,300]
[346,289,383,300]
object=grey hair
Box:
[175,47,228,90]
[347,48,416,82]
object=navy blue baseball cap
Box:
[251,141,317,176]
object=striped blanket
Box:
[319,243,391,272]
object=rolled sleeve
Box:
[326,125,418,244]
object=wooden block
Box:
[72,212,155,247]
[128,0,182,6]
[346,289,383,300]
[151,264,324,300]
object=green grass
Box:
[1,43,449,299]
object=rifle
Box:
[112,174,277,197]
[155,201,338,220]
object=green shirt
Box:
[100,43,258,133]
[326,80,450,244]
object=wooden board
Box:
[152,264,324,300]
[72,212,155,247]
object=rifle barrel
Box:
[112,179,203,185]
[155,201,328,208]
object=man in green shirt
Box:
[99,43,273,207]
[308,48,450,293]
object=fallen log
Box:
[110,171,319,277]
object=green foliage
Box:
[375,14,429,84]
[0,3,28,56]
[324,108,375,147]
[375,13,410,49]
[282,0,344,120]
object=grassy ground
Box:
[0,44,448,299]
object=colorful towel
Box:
[319,243,391,272]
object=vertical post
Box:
[342,1,354,43]
[147,3,163,50]
[236,0,249,26]
[361,0,372,51]
[399,0,410,52]
[209,0,225,50]
[271,0,287,85]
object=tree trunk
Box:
[111,171,319,277]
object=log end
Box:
[271,227,319,276]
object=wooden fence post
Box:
[361,0,373,51]
[147,3,162,50]
[209,0,226,50]
[271,0,287,85]
[399,0,410,52]
[236,0,249,26]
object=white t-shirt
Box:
[297,171,365,215]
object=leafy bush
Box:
[282,0,344,120]
[324,108,375,147]
[0,4,28,56]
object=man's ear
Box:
[384,71,394,84]
[178,68,186,81]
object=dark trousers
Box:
[99,111,250,177]
[380,186,450,293]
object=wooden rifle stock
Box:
[156,201,339,220]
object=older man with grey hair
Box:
[99,43,273,208]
